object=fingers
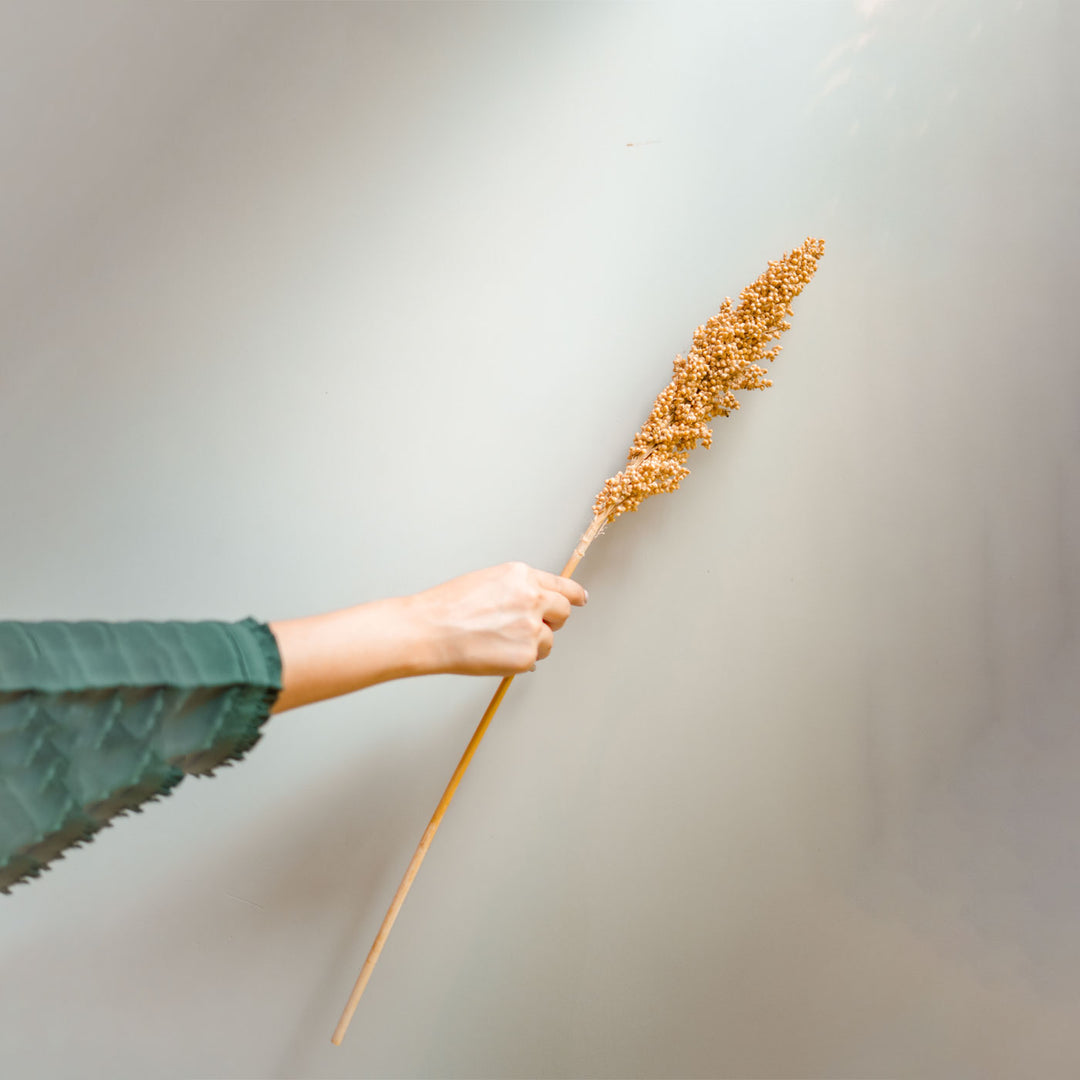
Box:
[533,568,588,607]
[541,592,572,631]
[527,565,585,641]
[536,621,554,661]
[533,571,572,667]
[498,562,589,674]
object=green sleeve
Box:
[0,616,283,894]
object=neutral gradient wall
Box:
[2,2,1078,1077]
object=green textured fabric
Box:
[0,617,282,893]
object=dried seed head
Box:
[592,236,825,522]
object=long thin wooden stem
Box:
[330,511,609,1046]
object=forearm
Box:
[267,596,433,714]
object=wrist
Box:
[398,590,458,676]
[387,594,435,678]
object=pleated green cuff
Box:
[0,617,282,893]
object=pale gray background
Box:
[1,2,1078,1077]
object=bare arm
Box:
[267,562,587,715]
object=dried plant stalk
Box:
[331,237,825,1045]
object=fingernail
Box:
[584,589,589,604]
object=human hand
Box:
[267,562,588,715]
[405,561,588,677]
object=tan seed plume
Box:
[592,236,826,522]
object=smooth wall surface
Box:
[2,2,1078,1077]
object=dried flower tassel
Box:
[594,236,825,523]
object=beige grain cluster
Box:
[592,236,825,522]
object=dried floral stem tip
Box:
[593,236,825,523]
